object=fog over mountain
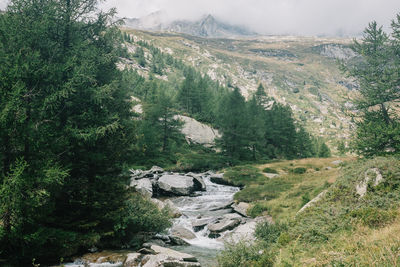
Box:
[0,0,399,36]
[101,0,400,36]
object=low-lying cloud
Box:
[1,0,399,36]
[102,0,400,36]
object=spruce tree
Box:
[0,0,135,262]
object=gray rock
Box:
[223,213,243,220]
[297,190,327,213]
[150,245,198,262]
[124,253,141,267]
[164,199,182,218]
[171,226,196,240]
[208,218,241,234]
[169,236,191,246]
[175,115,220,147]
[232,202,250,217]
[264,173,279,179]
[130,178,153,198]
[158,175,196,196]
[191,176,206,191]
[192,218,215,232]
[331,160,343,166]
[138,248,156,255]
[149,166,164,174]
[356,168,384,197]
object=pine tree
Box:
[0,0,135,262]
[342,20,400,156]
[217,87,249,160]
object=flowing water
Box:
[63,175,239,267]
[169,176,240,266]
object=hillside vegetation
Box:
[218,157,400,266]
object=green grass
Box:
[218,157,400,267]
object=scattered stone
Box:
[223,213,243,220]
[331,160,343,166]
[232,202,250,217]
[171,226,196,240]
[264,173,279,179]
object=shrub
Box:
[350,207,397,228]
[300,193,311,208]
[292,167,307,174]
[263,167,278,174]
[111,193,172,248]
[217,241,274,267]
[248,202,269,218]
[255,221,287,245]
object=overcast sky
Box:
[1,0,400,36]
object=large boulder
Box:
[130,178,153,198]
[175,115,220,147]
[149,166,164,174]
[210,173,235,186]
[157,175,196,196]
[124,253,142,267]
[150,245,198,262]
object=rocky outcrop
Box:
[356,168,384,197]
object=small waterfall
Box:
[168,176,240,248]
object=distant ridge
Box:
[123,12,256,38]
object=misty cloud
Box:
[1,0,399,36]
[102,0,400,36]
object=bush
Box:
[255,221,287,245]
[111,193,172,248]
[300,193,311,208]
[350,207,397,228]
[217,241,274,267]
[263,167,278,174]
[248,202,269,218]
[292,167,307,174]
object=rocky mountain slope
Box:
[120,29,359,152]
[124,13,255,38]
